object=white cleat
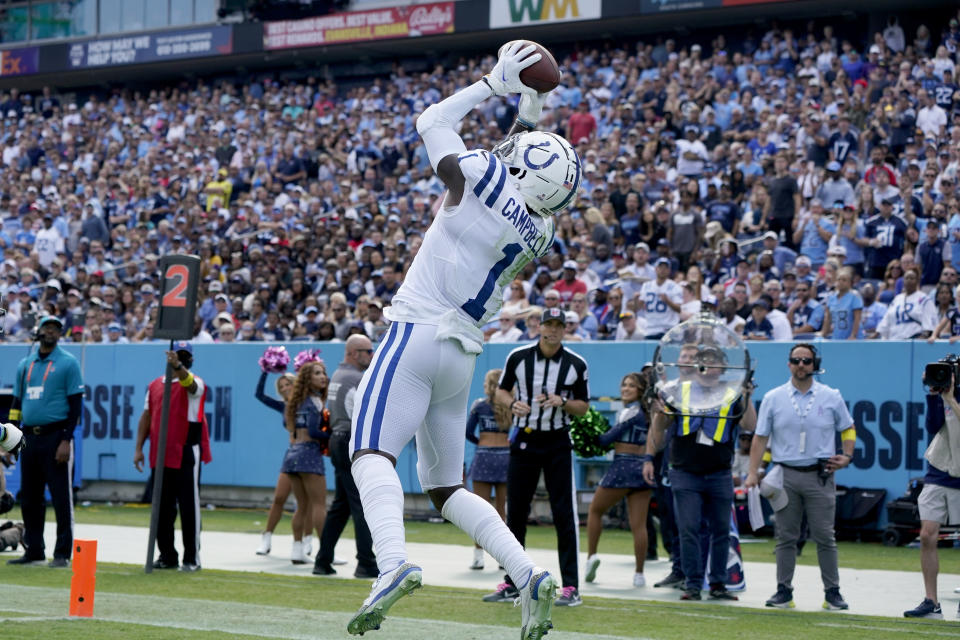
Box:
[633,573,646,588]
[584,554,600,583]
[470,547,485,570]
[518,568,558,640]
[347,562,423,635]
[333,556,348,566]
[303,535,313,558]
[255,532,271,556]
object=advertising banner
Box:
[263,2,454,50]
[640,0,722,13]
[0,47,39,77]
[0,340,946,527]
[490,0,602,29]
[66,25,233,69]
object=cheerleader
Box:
[282,360,331,564]
[465,369,512,570]
[254,370,301,556]
[584,372,653,587]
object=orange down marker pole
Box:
[69,539,97,617]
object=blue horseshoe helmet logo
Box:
[524,141,560,170]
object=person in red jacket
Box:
[134,341,212,572]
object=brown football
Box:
[507,40,561,93]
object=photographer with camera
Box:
[903,359,960,620]
[643,345,756,602]
[746,343,856,610]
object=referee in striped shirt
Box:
[487,307,590,607]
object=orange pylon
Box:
[68,539,97,617]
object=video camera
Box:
[923,354,960,394]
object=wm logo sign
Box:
[490,0,601,28]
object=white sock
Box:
[441,488,534,589]
[352,454,407,574]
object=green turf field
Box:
[5,503,924,571]
[0,562,953,640]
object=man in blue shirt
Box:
[786,281,824,338]
[644,346,756,602]
[746,343,856,611]
[6,316,84,567]
[705,184,740,235]
[917,221,946,287]
[865,199,908,280]
[744,296,774,340]
[761,231,798,275]
[904,378,960,619]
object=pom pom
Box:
[569,407,613,459]
[294,348,323,372]
[258,346,290,373]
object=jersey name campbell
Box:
[388,150,555,327]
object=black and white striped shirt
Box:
[498,343,590,432]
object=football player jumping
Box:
[346,42,580,639]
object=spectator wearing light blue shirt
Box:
[832,205,868,276]
[791,199,835,269]
[947,211,960,273]
[0,218,11,250]
[822,267,863,340]
[858,282,888,339]
[745,343,856,610]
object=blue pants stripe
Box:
[368,322,414,450]
[353,322,399,452]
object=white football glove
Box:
[485,41,541,96]
[517,86,550,128]
[0,423,24,460]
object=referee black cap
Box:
[541,307,565,325]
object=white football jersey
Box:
[387,150,555,328]
[877,290,937,340]
[638,278,683,336]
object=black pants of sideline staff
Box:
[20,428,73,560]
[317,431,376,573]
[505,428,579,590]
[156,442,202,567]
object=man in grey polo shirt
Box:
[315,334,378,577]
[746,343,856,611]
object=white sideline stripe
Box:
[815,622,960,636]
[581,604,734,620]
[0,585,638,640]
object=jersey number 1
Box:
[462,243,523,321]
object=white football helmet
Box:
[492,131,581,217]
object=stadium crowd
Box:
[2,11,960,344]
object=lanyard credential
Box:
[790,386,816,422]
[26,359,53,388]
